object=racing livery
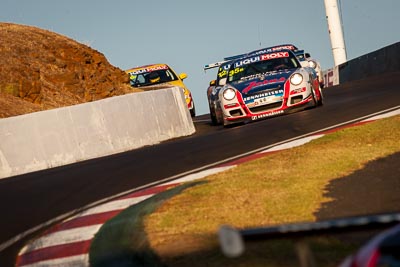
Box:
[247,44,324,88]
[205,45,299,125]
[205,44,323,125]
[218,49,323,126]
[126,63,195,117]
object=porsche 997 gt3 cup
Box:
[205,44,324,126]
[218,49,323,126]
[205,45,299,125]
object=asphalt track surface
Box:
[1,72,400,266]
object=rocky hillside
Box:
[0,22,142,118]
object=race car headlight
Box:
[309,60,317,69]
[223,88,236,101]
[290,73,303,86]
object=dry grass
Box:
[0,22,142,118]
[144,115,400,266]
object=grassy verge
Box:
[143,115,400,266]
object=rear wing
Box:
[204,51,250,71]
[204,60,228,71]
[223,53,248,62]
[204,44,300,71]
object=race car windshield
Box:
[229,56,299,82]
[129,69,178,87]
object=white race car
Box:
[218,49,323,126]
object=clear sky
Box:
[2,0,399,115]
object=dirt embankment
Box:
[0,22,142,118]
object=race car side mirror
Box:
[305,53,311,58]
[210,80,216,86]
[218,78,227,86]
[179,73,188,80]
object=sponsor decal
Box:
[251,110,284,120]
[289,87,307,95]
[234,52,290,68]
[128,65,169,75]
[249,45,296,56]
[234,56,260,68]
[247,95,282,107]
[272,45,295,51]
[260,52,289,61]
[243,89,284,102]
[243,77,286,93]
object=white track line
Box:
[20,225,101,253]
[163,166,236,185]
[261,134,325,153]
[361,108,400,122]
[78,194,154,217]
[19,254,89,267]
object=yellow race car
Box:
[126,64,195,117]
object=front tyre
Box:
[190,102,196,117]
[310,87,317,107]
[317,87,324,106]
[210,112,218,125]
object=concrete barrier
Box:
[339,42,400,83]
[0,87,195,179]
[322,41,400,87]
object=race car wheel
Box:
[317,86,324,106]
[209,107,218,125]
[190,102,196,117]
[310,87,318,108]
